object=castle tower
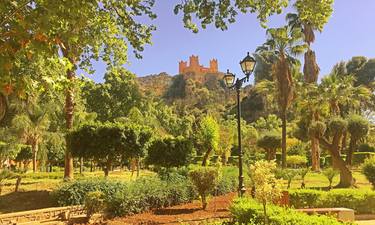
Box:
[189,55,200,68]
[209,59,218,73]
[179,61,187,74]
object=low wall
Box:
[0,205,84,225]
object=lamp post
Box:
[223,52,256,197]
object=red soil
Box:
[106,193,236,225]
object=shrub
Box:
[289,189,375,214]
[353,152,375,166]
[53,177,197,217]
[230,197,344,225]
[213,167,238,196]
[146,136,193,168]
[362,156,375,189]
[323,168,339,190]
[189,166,219,209]
[52,179,127,206]
[286,155,307,168]
[84,191,106,217]
[358,143,375,153]
[249,161,282,224]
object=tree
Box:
[347,114,369,165]
[146,136,193,169]
[188,166,219,209]
[15,145,32,170]
[82,68,142,122]
[257,26,306,168]
[257,132,282,161]
[323,168,339,190]
[1,0,157,180]
[249,161,282,225]
[68,122,151,177]
[196,115,220,166]
[174,0,289,32]
[314,117,355,187]
[287,0,334,172]
[287,0,334,83]
[12,106,50,172]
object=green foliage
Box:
[347,114,369,140]
[286,155,307,168]
[146,136,193,168]
[353,152,375,166]
[294,0,334,32]
[67,122,151,175]
[84,191,106,217]
[174,0,289,32]
[323,168,339,189]
[53,177,196,217]
[257,132,281,161]
[362,156,375,189]
[289,189,375,214]
[213,167,238,196]
[15,145,32,163]
[189,166,219,209]
[230,197,344,225]
[277,168,299,189]
[328,117,347,135]
[82,69,142,122]
[196,115,220,165]
[359,143,375,152]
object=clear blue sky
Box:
[88,1,375,83]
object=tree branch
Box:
[0,0,33,27]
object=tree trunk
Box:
[64,55,76,180]
[263,201,268,225]
[202,149,212,166]
[311,136,320,171]
[32,143,38,173]
[0,93,7,122]
[346,138,356,166]
[79,157,83,174]
[281,112,287,168]
[137,156,140,177]
[15,176,22,192]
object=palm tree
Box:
[256,26,307,168]
[12,107,50,172]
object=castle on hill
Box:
[179,55,218,75]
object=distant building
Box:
[179,55,218,75]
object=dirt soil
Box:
[105,193,236,225]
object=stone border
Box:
[0,205,84,225]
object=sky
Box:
[88,1,375,83]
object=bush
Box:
[322,168,339,189]
[358,143,375,153]
[53,177,197,217]
[84,191,106,217]
[189,166,219,209]
[353,152,375,166]
[289,189,375,214]
[286,155,307,168]
[362,156,375,189]
[213,167,238,196]
[230,197,344,225]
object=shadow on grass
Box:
[0,190,57,214]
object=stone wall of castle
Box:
[179,55,218,75]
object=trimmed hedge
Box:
[230,197,347,225]
[52,177,196,216]
[53,167,239,217]
[289,189,375,214]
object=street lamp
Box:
[223,52,256,197]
